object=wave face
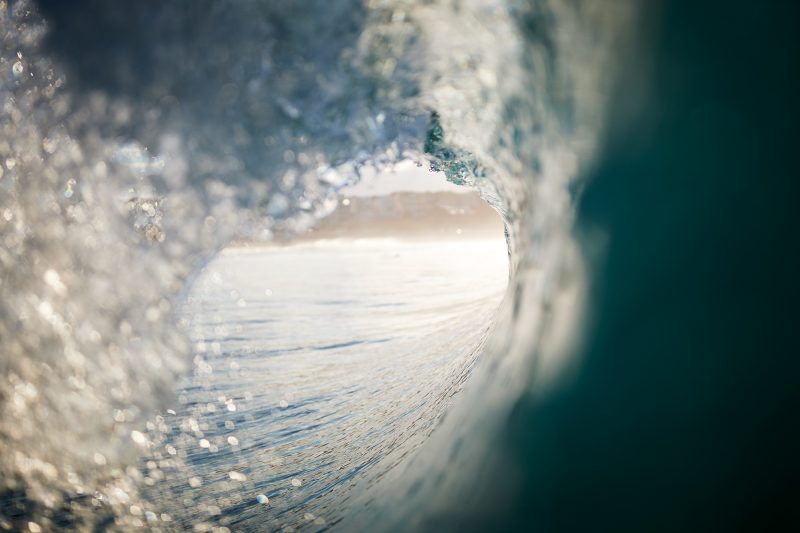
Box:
[0,0,632,530]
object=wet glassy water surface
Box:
[144,239,508,531]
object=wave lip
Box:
[0,0,627,530]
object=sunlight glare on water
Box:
[144,238,508,531]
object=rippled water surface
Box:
[144,239,507,531]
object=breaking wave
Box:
[0,0,633,530]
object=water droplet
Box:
[291,478,302,487]
[64,183,74,198]
[228,471,247,481]
[43,269,66,295]
[131,430,147,446]
[42,137,57,154]
[267,194,289,217]
[256,494,269,505]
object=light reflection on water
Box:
[144,239,508,531]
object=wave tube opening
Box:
[139,166,510,530]
[0,1,633,531]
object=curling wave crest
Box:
[0,0,632,530]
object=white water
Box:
[0,0,632,529]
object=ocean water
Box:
[3,0,612,528]
[144,239,507,531]
[6,0,796,530]
[0,0,632,529]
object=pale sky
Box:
[340,160,466,197]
